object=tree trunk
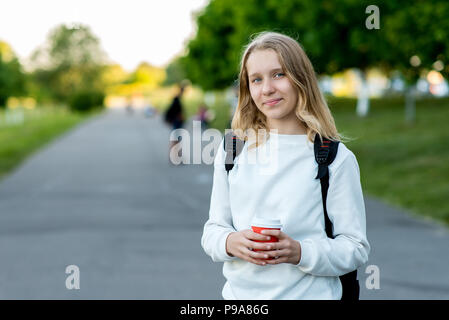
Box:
[356,70,370,117]
[405,84,416,124]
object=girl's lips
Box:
[265,98,282,106]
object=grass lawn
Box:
[329,96,449,227]
[0,106,97,180]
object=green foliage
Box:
[182,0,449,89]
[32,23,106,69]
[69,90,105,112]
[126,62,165,87]
[332,97,449,225]
[383,0,449,82]
[30,24,107,103]
[0,42,26,108]
[181,0,240,90]
[163,58,186,86]
[0,107,91,180]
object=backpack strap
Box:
[223,131,245,175]
[314,133,359,301]
[314,133,339,239]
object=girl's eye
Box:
[251,73,283,83]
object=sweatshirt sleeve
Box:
[201,138,238,262]
[297,150,370,276]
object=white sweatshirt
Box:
[201,132,370,300]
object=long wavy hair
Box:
[231,31,345,149]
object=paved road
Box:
[0,107,448,299]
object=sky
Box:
[0,0,209,71]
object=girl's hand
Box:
[226,230,277,266]
[259,229,302,265]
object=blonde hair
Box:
[231,31,345,149]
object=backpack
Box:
[223,131,360,301]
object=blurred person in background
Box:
[126,96,134,114]
[164,83,186,163]
[144,101,158,118]
[196,103,215,131]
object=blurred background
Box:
[0,0,448,299]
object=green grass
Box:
[329,96,449,226]
[0,106,97,180]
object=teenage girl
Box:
[201,32,370,300]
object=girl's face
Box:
[246,49,299,125]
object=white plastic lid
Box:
[251,217,282,229]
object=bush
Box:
[69,91,105,112]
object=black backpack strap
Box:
[314,134,339,238]
[314,133,359,301]
[223,132,245,175]
[314,134,339,180]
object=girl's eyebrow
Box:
[249,68,283,78]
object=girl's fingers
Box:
[265,248,289,259]
[242,237,272,252]
[241,248,267,265]
[261,229,283,238]
[251,241,275,251]
[242,237,274,251]
[245,230,272,241]
[240,244,269,260]
[265,256,289,264]
[248,249,270,260]
[236,230,297,266]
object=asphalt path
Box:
[0,107,448,299]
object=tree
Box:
[181,0,240,90]
[30,23,107,103]
[127,62,165,88]
[163,57,186,86]
[228,0,395,117]
[182,1,396,113]
[184,0,449,120]
[383,0,449,122]
[0,41,26,108]
[100,64,128,88]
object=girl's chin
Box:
[264,110,287,119]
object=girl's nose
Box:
[262,79,276,95]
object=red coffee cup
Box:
[251,217,282,258]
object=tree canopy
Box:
[181,0,449,90]
[30,23,108,103]
[0,41,25,107]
